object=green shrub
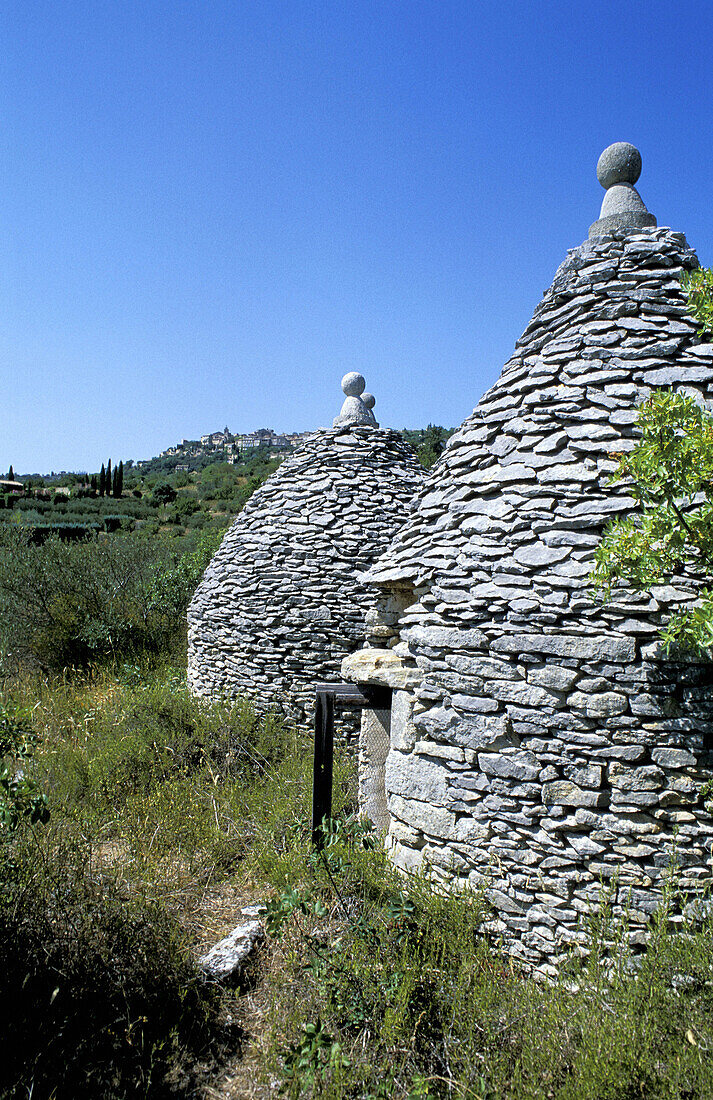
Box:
[0,528,223,672]
[0,836,219,1099]
[0,700,49,835]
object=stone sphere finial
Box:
[596,142,642,189]
[589,141,656,239]
[341,372,365,397]
[333,373,379,428]
[361,392,378,426]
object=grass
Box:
[1,662,712,1098]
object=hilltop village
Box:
[149,425,314,468]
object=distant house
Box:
[234,433,261,452]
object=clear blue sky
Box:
[2,1,712,474]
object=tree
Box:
[593,268,713,654]
[116,460,124,498]
[418,424,449,469]
[106,459,112,496]
[150,482,177,510]
[99,464,106,497]
[7,466,13,482]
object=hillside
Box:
[1,426,452,545]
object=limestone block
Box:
[478,751,540,782]
[563,763,602,789]
[492,633,636,663]
[385,749,450,804]
[650,747,697,768]
[542,781,608,808]
[528,666,579,692]
[389,838,426,875]
[341,648,420,690]
[389,794,455,839]
[609,763,665,791]
[567,691,628,717]
[198,909,265,982]
[390,690,417,751]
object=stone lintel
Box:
[342,647,420,690]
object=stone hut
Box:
[187,374,424,723]
[344,144,713,972]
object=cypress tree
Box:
[112,466,118,497]
[106,459,112,495]
[91,474,97,493]
[8,465,14,481]
[117,460,124,497]
[99,464,106,497]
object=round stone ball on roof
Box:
[596,142,642,189]
[341,372,366,396]
[362,393,376,410]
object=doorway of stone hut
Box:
[358,692,392,834]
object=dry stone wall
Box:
[187,425,423,723]
[349,225,713,974]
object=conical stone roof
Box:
[368,231,705,611]
[187,377,424,721]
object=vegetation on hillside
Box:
[0,450,282,542]
[402,424,454,469]
[2,423,453,547]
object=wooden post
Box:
[312,689,334,848]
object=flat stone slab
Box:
[198,905,266,982]
[342,647,421,690]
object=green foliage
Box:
[682,267,713,337]
[280,1018,349,1093]
[170,493,200,522]
[0,667,302,1097]
[145,525,226,623]
[0,836,219,1099]
[150,481,177,509]
[0,527,224,671]
[402,425,454,468]
[0,700,49,835]
[592,390,713,653]
[41,671,287,824]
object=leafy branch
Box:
[592,264,713,654]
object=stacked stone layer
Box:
[359,227,713,971]
[187,426,423,722]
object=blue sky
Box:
[2,1,712,474]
